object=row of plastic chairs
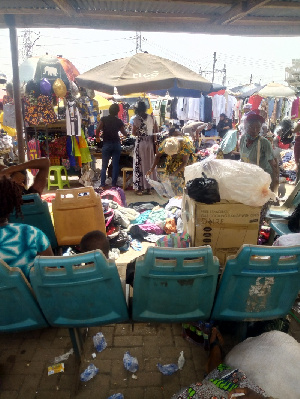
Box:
[1,244,300,334]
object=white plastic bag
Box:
[146,176,175,198]
[184,159,276,207]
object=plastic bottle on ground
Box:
[178,351,185,370]
[93,332,107,353]
[80,364,99,382]
[123,351,139,373]
[157,363,178,375]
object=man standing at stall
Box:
[96,103,128,189]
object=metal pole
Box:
[5,14,25,162]
[222,64,227,86]
[212,52,217,84]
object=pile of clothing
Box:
[280,149,297,181]
[99,194,184,254]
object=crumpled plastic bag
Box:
[184,159,276,207]
[146,176,175,198]
[186,173,220,204]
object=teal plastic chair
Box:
[132,246,219,322]
[211,244,300,322]
[9,194,58,249]
[30,250,129,327]
[266,180,300,219]
[0,259,49,332]
[270,218,293,237]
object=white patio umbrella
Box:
[257,82,295,98]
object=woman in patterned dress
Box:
[132,101,158,195]
[147,129,195,195]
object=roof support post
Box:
[4,14,25,162]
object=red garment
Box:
[208,89,226,97]
[248,95,263,109]
[277,135,290,150]
[291,98,299,119]
[118,103,124,119]
[27,139,41,176]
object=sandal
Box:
[143,189,152,195]
[135,190,143,196]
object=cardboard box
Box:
[182,192,261,265]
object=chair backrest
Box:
[132,246,219,322]
[9,193,58,249]
[0,259,49,332]
[52,187,106,246]
[30,250,129,327]
[211,244,300,321]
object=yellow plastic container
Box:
[52,187,106,246]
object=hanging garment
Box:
[24,96,39,126]
[27,139,41,176]
[66,100,81,136]
[268,98,275,118]
[118,103,124,120]
[37,95,57,124]
[78,131,92,163]
[204,96,212,122]
[291,98,299,119]
[3,103,16,128]
[226,95,237,119]
[170,98,178,119]
[77,97,90,125]
[199,94,205,122]
[248,95,263,110]
[66,136,76,167]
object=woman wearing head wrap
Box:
[132,101,158,195]
[239,113,279,192]
[147,133,195,195]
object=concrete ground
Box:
[1,175,299,399]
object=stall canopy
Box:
[76,52,212,97]
[257,82,296,98]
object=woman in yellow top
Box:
[147,128,195,195]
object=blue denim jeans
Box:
[101,142,121,186]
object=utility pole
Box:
[222,64,226,86]
[21,29,40,60]
[212,52,217,83]
[135,31,142,53]
[250,74,253,84]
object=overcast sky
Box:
[0,27,299,88]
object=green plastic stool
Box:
[48,165,70,190]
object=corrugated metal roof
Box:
[1,0,300,36]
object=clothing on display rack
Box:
[66,100,81,136]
